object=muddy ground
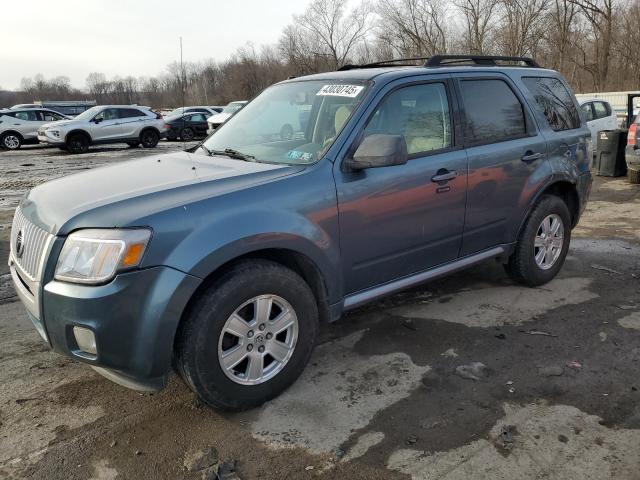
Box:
[1,143,639,479]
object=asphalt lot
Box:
[1,143,640,479]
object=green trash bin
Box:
[594,129,628,177]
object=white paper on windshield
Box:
[316,85,364,97]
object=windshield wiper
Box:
[199,144,212,155]
[209,148,256,162]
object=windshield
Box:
[73,106,104,122]
[202,81,367,164]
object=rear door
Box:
[119,108,149,138]
[452,73,549,255]
[188,113,209,137]
[13,110,41,139]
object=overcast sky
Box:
[1,0,310,90]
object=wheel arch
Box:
[64,129,92,143]
[516,180,580,241]
[1,129,24,140]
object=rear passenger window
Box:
[14,111,39,121]
[459,79,526,144]
[581,103,594,122]
[119,108,146,118]
[522,77,581,131]
[364,83,452,155]
[593,102,610,119]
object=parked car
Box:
[0,108,69,149]
[37,105,167,153]
[579,98,618,146]
[9,55,591,410]
[11,101,97,117]
[625,114,640,183]
[206,101,247,134]
[164,112,209,141]
[166,106,222,118]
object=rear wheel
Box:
[127,141,140,148]
[280,124,294,141]
[505,195,571,287]
[181,127,195,141]
[1,132,22,150]
[66,133,89,154]
[140,129,159,148]
[176,260,318,410]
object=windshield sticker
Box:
[316,84,364,97]
[287,150,314,161]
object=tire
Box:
[166,135,177,142]
[140,129,159,148]
[629,167,640,185]
[176,260,319,410]
[1,132,22,150]
[280,124,294,141]
[504,195,571,287]
[180,128,195,141]
[66,133,89,154]
[127,141,140,148]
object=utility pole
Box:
[180,36,185,110]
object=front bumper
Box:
[37,129,64,145]
[10,251,201,391]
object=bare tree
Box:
[377,0,451,56]
[293,0,374,69]
[498,0,550,57]
[454,0,499,54]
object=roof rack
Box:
[338,57,430,71]
[425,55,540,68]
[338,54,541,71]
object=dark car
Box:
[164,112,210,141]
[9,55,592,410]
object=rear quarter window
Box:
[522,77,581,131]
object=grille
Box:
[10,207,54,281]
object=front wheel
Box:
[140,129,159,148]
[66,133,89,154]
[176,260,318,410]
[505,195,571,287]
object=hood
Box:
[207,112,231,124]
[41,119,76,129]
[22,150,302,235]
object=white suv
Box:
[1,108,69,150]
[37,105,167,154]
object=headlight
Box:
[55,229,151,284]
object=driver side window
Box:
[93,108,118,122]
[364,83,452,156]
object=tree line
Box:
[2,0,638,109]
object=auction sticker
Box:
[317,84,364,97]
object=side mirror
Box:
[345,134,408,171]
[93,117,103,124]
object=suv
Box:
[9,55,591,410]
[37,105,167,153]
[206,101,247,134]
[0,108,69,150]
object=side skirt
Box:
[342,246,506,311]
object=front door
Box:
[335,79,468,294]
[89,108,122,141]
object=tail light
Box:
[628,123,638,146]
[164,124,171,129]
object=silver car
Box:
[37,105,168,154]
[0,108,69,150]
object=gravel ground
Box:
[1,144,639,479]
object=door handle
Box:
[521,151,543,163]
[431,169,458,183]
